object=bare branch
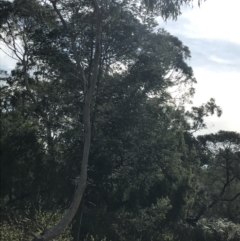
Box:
[0,38,23,61]
[0,46,19,61]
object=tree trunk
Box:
[32,1,102,240]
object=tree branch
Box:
[50,0,88,94]
[221,192,240,202]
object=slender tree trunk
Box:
[72,198,84,241]
[32,1,102,240]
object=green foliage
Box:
[1,0,239,241]
[0,207,72,241]
[142,0,205,19]
[84,234,107,241]
[1,223,24,241]
[174,218,240,241]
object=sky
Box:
[0,0,239,135]
[157,0,240,135]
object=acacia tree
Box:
[0,0,205,240]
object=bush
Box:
[0,207,72,241]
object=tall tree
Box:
[0,0,206,240]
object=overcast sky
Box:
[157,0,240,135]
[1,0,239,135]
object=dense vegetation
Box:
[1,0,239,240]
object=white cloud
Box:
[192,68,240,133]
[158,0,240,45]
[183,0,240,45]
[209,56,231,64]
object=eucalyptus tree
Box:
[0,0,206,240]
